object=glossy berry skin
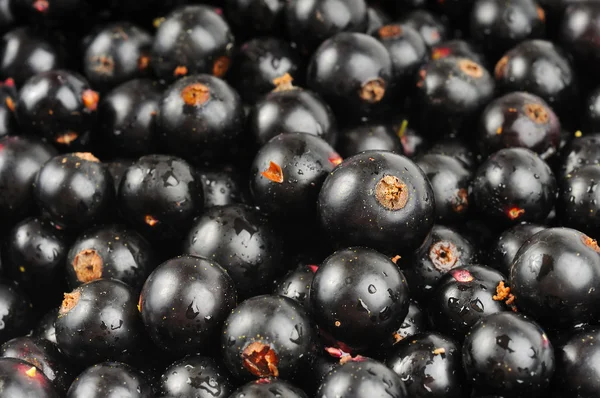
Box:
[65,224,156,291]
[284,0,368,54]
[221,294,316,381]
[66,362,153,398]
[158,355,234,398]
[427,138,476,170]
[33,309,58,345]
[231,378,308,398]
[98,79,160,157]
[248,85,337,147]
[490,223,546,276]
[151,5,234,82]
[0,136,56,227]
[0,336,73,394]
[225,0,284,38]
[470,0,545,61]
[560,2,600,83]
[389,300,428,346]
[386,332,465,398]
[478,92,561,159]
[554,326,600,398]
[0,27,63,87]
[430,39,487,68]
[416,154,473,224]
[366,6,390,35]
[157,74,244,163]
[316,358,407,398]
[373,23,428,90]
[55,279,143,365]
[473,148,557,226]
[140,255,236,355]
[558,165,600,236]
[82,23,152,91]
[402,225,478,300]
[429,265,509,341]
[495,40,577,120]
[401,10,448,48]
[250,132,339,222]
[230,38,303,104]
[311,247,410,349]
[0,357,59,397]
[462,312,555,397]
[560,133,600,178]
[318,151,435,255]
[510,228,600,328]
[307,32,393,118]
[274,264,317,309]
[16,70,99,150]
[0,280,32,344]
[3,217,69,303]
[33,153,114,230]
[416,56,494,137]
[198,167,247,208]
[183,204,284,298]
[118,154,204,242]
[0,78,17,138]
[337,123,402,158]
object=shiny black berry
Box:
[198,166,248,208]
[337,123,402,158]
[490,223,546,276]
[510,227,600,328]
[33,153,114,230]
[427,138,476,170]
[66,362,153,398]
[389,300,428,347]
[554,326,600,398]
[318,151,435,255]
[559,165,600,235]
[230,378,308,398]
[274,264,318,309]
[560,133,600,178]
[16,70,99,150]
[221,294,316,381]
[311,247,410,349]
[33,309,58,345]
[0,357,58,397]
[401,9,448,48]
[430,39,487,67]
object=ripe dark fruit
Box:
[118,154,204,242]
[33,309,58,345]
[389,300,428,346]
[15,70,99,150]
[558,165,600,236]
[429,265,510,341]
[248,78,337,147]
[221,294,316,381]
[470,0,545,61]
[416,154,473,224]
[231,378,308,398]
[82,22,152,91]
[402,225,478,299]
[0,280,32,344]
[337,123,403,158]
[316,358,407,398]
[33,153,114,230]
[274,264,318,309]
[386,332,465,397]
[97,79,160,157]
[494,40,577,121]
[183,204,284,298]
[401,9,448,48]
[560,2,600,83]
[318,151,435,255]
[65,224,156,291]
[462,312,555,397]
[473,148,557,225]
[0,357,59,397]
[427,138,476,170]
[250,132,339,222]
[158,355,234,398]
[490,223,546,276]
[560,133,600,178]
[555,326,600,397]
[66,362,153,398]
[55,279,143,364]
[157,74,244,163]
[310,247,410,349]
[0,336,73,393]
[284,0,368,53]
[307,32,393,118]
[151,5,234,82]
[230,37,303,104]
[0,136,56,227]
[478,92,561,159]
[430,39,487,67]
[510,228,600,328]
[139,255,236,355]
[198,167,247,208]
[416,57,494,137]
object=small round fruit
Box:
[221,294,316,381]
[139,255,236,355]
[158,355,234,398]
[462,312,554,397]
[401,9,448,48]
[318,150,435,255]
[66,362,153,398]
[337,123,402,158]
[274,264,318,309]
[558,165,600,236]
[0,280,33,344]
[490,223,546,276]
[555,326,600,397]
[0,357,58,397]
[310,247,410,349]
[231,378,308,398]
[560,133,600,178]
[389,300,428,346]
[198,167,247,208]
